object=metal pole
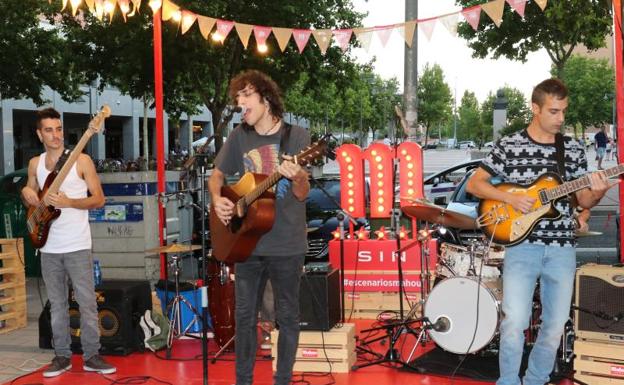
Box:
[613,0,624,263]
[404,0,418,142]
[153,10,166,276]
[453,79,457,147]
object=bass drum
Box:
[425,276,502,354]
[207,260,235,349]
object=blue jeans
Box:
[234,254,304,385]
[41,249,101,360]
[497,242,576,385]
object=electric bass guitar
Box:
[477,165,623,246]
[210,137,328,263]
[26,105,111,248]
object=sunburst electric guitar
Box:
[26,105,111,248]
[477,165,623,246]
[210,137,328,263]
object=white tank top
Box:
[36,153,92,253]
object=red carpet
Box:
[4,320,575,385]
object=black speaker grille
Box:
[578,275,624,335]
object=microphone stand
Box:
[308,177,357,323]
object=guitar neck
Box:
[47,132,93,195]
[547,164,624,200]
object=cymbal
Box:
[401,199,478,230]
[576,230,603,237]
[145,243,202,254]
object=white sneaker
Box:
[139,315,153,348]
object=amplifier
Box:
[299,268,340,331]
[575,264,624,344]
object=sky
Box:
[351,0,553,103]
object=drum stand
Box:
[211,336,235,363]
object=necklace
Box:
[259,119,281,136]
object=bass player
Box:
[21,108,114,377]
[466,78,614,385]
[208,70,310,385]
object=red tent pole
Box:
[614,0,624,263]
[153,9,166,277]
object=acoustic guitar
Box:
[26,105,111,248]
[210,137,328,263]
[477,165,623,246]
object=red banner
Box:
[328,239,437,271]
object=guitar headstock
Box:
[87,105,111,136]
[294,135,329,166]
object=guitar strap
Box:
[279,122,293,156]
[554,133,566,179]
[53,148,72,173]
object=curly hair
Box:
[532,78,568,107]
[36,108,61,130]
[229,70,284,119]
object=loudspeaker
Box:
[575,264,624,343]
[299,268,340,331]
[39,279,152,355]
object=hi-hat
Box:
[145,243,202,254]
[401,198,478,230]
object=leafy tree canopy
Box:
[49,0,365,149]
[0,0,88,105]
[417,63,452,144]
[455,0,612,77]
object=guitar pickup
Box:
[538,189,549,205]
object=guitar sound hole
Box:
[230,216,243,233]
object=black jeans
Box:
[235,254,304,385]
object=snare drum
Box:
[424,276,503,354]
[437,243,500,279]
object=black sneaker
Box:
[43,356,72,378]
[83,355,116,374]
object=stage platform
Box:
[2,317,577,385]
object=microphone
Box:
[232,105,247,115]
[431,316,450,332]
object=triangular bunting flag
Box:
[534,0,547,11]
[61,0,69,11]
[118,0,130,21]
[180,10,197,35]
[506,0,527,17]
[461,5,482,31]
[332,29,353,52]
[234,23,253,49]
[197,16,216,40]
[272,27,292,52]
[397,21,417,47]
[419,18,436,41]
[292,29,312,53]
[312,29,332,55]
[375,26,394,47]
[439,13,459,36]
[161,0,179,22]
[215,19,235,41]
[130,0,140,11]
[85,0,95,11]
[482,0,505,27]
[254,26,272,48]
[353,28,374,52]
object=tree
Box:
[51,0,364,150]
[417,63,452,145]
[553,55,614,134]
[458,90,485,144]
[481,86,530,137]
[0,0,87,105]
[455,0,612,77]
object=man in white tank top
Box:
[21,108,115,377]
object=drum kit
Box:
[401,198,581,363]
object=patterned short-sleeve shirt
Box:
[480,129,587,247]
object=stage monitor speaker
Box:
[299,268,340,331]
[575,264,624,343]
[39,279,152,355]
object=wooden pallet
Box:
[271,323,356,373]
[343,290,424,319]
[574,339,624,385]
[0,238,27,334]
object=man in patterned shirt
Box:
[466,78,613,385]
